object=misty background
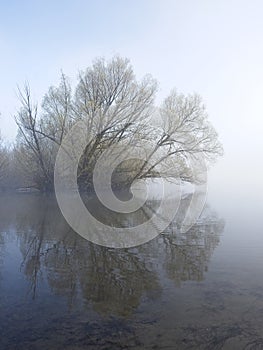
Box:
[0,0,262,200]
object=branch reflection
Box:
[0,193,224,316]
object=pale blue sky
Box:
[1,0,263,189]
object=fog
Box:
[1,1,263,348]
[1,1,263,203]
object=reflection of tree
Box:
[41,237,161,315]
[162,197,224,285]
[4,195,160,315]
[17,196,58,298]
[78,245,161,316]
[0,226,5,284]
[0,194,223,316]
[0,195,25,284]
[139,193,224,286]
[162,220,223,285]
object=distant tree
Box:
[0,131,9,188]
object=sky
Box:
[1,0,263,191]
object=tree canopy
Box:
[4,56,222,192]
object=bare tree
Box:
[74,56,157,189]
[133,91,223,183]
[15,57,157,190]
[14,82,68,191]
[0,132,8,185]
[14,56,222,191]
[40,72,73,145]
[15,85,47,189]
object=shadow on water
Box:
[0,193,229,349]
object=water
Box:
[0,191,263,349]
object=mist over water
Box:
[0,172,263,349]
[1,1,263,347]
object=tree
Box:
[73,56,157,189]
[133,91,223,182]
[14,75,74,191]
[15,56,223,192]
[0,132,8,186]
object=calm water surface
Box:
[0,191,263,349]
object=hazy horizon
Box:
[1,0,263,192]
